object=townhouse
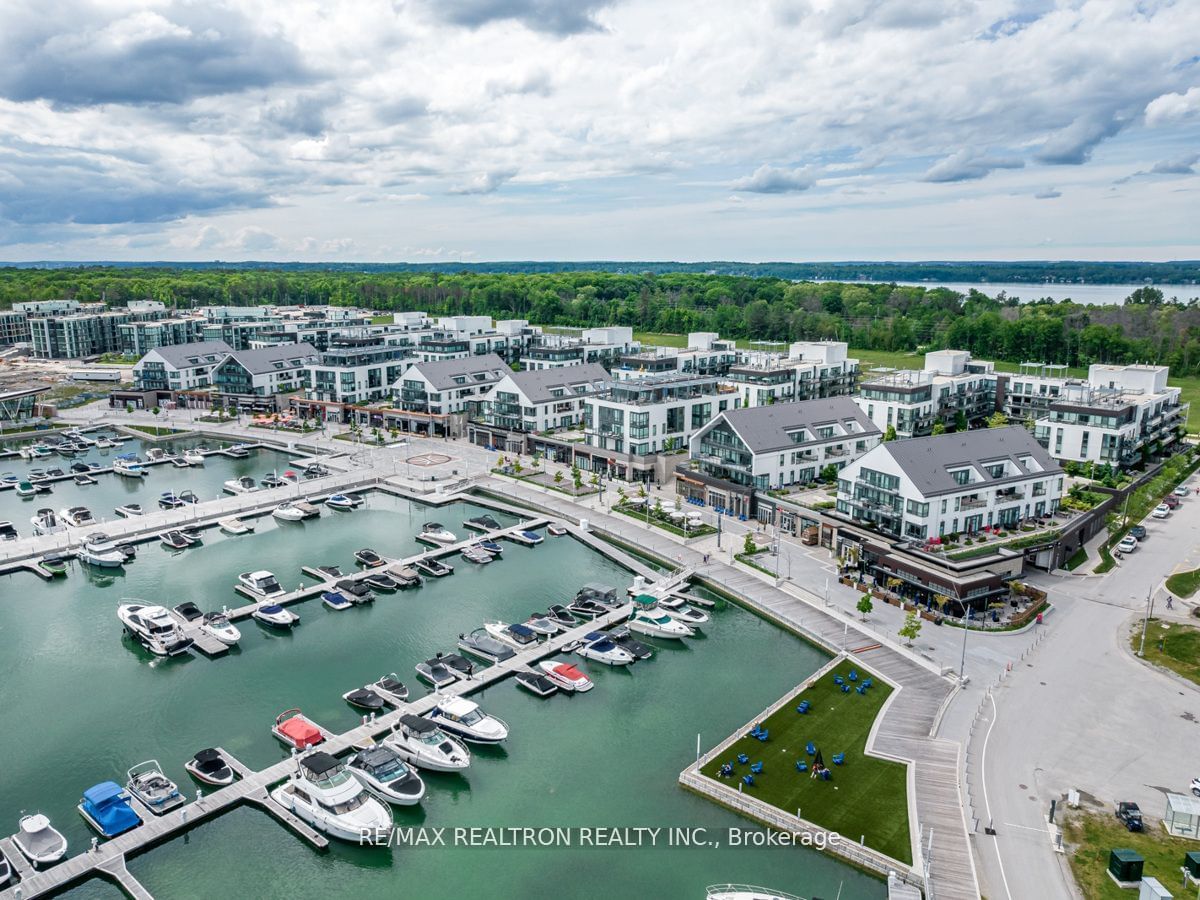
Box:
[131,340,234,392]
[471,363,612,449]
[209,342,319,403]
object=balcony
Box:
[995,489,1025,501]
[958,497,987,510]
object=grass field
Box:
[122,424,182,437]
[701,660,911,864]
[1130,619,1200,685]
[1167,568,1200,599]
[1064,811,1199,899]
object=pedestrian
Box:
[1167,594,1175,610]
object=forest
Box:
[4,266,1200,376]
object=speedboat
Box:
[303,463,330,478]
[336,580,375,605]
[114,503,143,518]
[160,530,190,550]
[567,597,607,619]
[269,752,391,844]
[70,462,92,474]
[272,501,306,522]
[658,594,710,626]
[429,697,508,745]
[415,654,462,688]
[29,444,53,458]
[77,782,142,838]
[0,521,17,541]
[418,522,457,545]
[325,493,357,511]
[478,539,503,555]
[343,687,387,711]
[239,570,284,597]
[515,671,559,697]
[272,709,324,749]
[463,514,502,532]
[80,533,126,568]
[545,604,576,627]
[60,506,96,528]
[439,654,475,679]
[112,456,147,478]
[145,448,168,463]
[548,523,568,536]
[41,554,68,576]
[293,500,321,519]
[201,611,241,645]
[370,673,409,705]
[537,660,593,692]
[355,548,385,568]
[461,546,493,564]
[389,565,422,588]
[12,813,68,866]
[174,601,203,623]
[628,600,695,639]
[158,492,185,510]
[413,557,453,577]
[115,542,137,562]
[178,490,201,505]
[183,449,205,466]
[170,457,190,469]
[458,628,517,663]
[185,749,234,786]
[225,444,250,459]
[524,614,560,636]
[15,480,37,498]
[362,572,398,592]
[484,621,539,651]
[347,745,426,806]
[118,603,193,656]
[73,474,98,486]
[261,472,285,489]
[95,437,117,450]
[609,625,654,660]
[222,476,258,495]
[519,529,544,544]
[323,591,353,611]
[253,603,299,628]
[576,631,635,666]
[126,760,185,815]
[577,583,621,608]
[0,472,15,484]
[317,565,343,579]
[384,715,471,772]
[706,886,806,900]
[218,516,253,535]
[31,508,64,536]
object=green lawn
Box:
[1131,619,1200,685]
[1064,547,1089,571]
[702,660,911,864]
[122,424,182,437]
[612,501,715,536]
[1064,811,1199,900]
[1166,568,1200,599]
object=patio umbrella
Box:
[813,749,825,769]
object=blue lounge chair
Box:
[748,724,764,739]
[756,729,769,742]
[737,753,749,764]
[841,684,851,693]
[833,675,844,685]
[832,753,845,765]
[750,761,763,774]
[796,703,809,714]
[857,685,867,695]
[795,761,808,772]
[862,679,873,688]
[820,768,832,780]
[806,741,815,755]
[743,774,755,786]
[849,670,858,681]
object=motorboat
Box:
[293,500,321,519]
[362,572,399,592]
[609,625,654,660]
[355,548,385,568]
[577,583,621,608]
[0,473,15,484]
[225,444,251,459]
[80,533,126,568]
[461,546,493,564]
[628,599,695,639]
[253,604,299,628]
[40,554,68,576]
[545,604,576,627]
[458,628,517,664]
[15,480,37,498]
[239,570,284,597]
[414,557,453,578]
[114,503,143,518]
[70,462,92,474]
[519,529,544,544]
[370,673,409,705]
[484,621,539,651]
[317,565,343,579]
[31,508,64,536]
[325,493,357,511]
[272,501,306,522]
[73,474,98,486]
[384,715,471,772]
[158,492,185,510]
[515,671,559,697]
[60,506,96,528]
[170,457,190,469]
[29,444,53,458]
[261,472,285,489]
[160,530,190,550]
[222,476,258,495]
[524,614,560,636]
[183,449,205,466]
[303,463,330,478]
[269,752,391,844]
[218,517,253,535]
[347,745,426,806]
[77,782,142,838]
[537,660,593,693]
[112,456,147,478]
[45,467,66,478]
[439,654,475,679]
[567,597,607,619]
[272,709,324,750]
[418,522,457,545]
[184,749,234,786]
[463,514,502,532]
[658,594,710,626]
[706,886,806,900]
[95,437,117,450]
[0,522,17,542]
[336,580,375,605]
[576,631,635,666]
[477,539,503,555]
[548,523,568,536]
[343,686,387,710]
[415,655,462,688]
[174,601,203,623]
[389,566,422,588]
[146,448,168,463]
[429,697,509,745]
[118,603,193,656]
[201,611,241,645]
[126,760,185,815]
[323,591,353,611]
[12,813,68,866]
[177,490,201,505]
[115,542,137,561]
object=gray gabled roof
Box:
[405,353,509,390]
[713,397,880,453]
[500,363,612,404]
[143,340,233,368]
[225,342,318,374]
[882,426,1062,496]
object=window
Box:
[906,499,929,516]
[951,468,971,485]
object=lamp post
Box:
[1138,585,1157,657]
[959,600,970,683]
[716,509,722,550]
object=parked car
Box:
[1152,504,1171,519]
[1163,495,1180,509]
[1129,525,1147,540]
[1174,486,1190,498]
[1191,777,1200,797]
[1117,535,1139,554]
[1116,801,1144,831]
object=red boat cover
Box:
[280,717,323,747]
[555,664,584,679]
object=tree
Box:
[124,404,133,414]
[554,470,564,484]
[899,612,922,647]
[931,422,947,436]
[590,471,599,485]
[513,459,523,475]
[638,482,647,499]
[883,424,897,442]
[857,593,873,621]
[819,463,839,483]
[742,532,757,555]
[987,411,1009,429]
[1125,286,1164,306]
[954,410,968,432]
[572,468,583,491]
[932,594,950,616]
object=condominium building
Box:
[132,340,234,392]
[474,363,611,434]
[304,336,413,405]
[615,332,740,379]
[28,311,132,359]
[0,311,30,345]
[119,318,202,356]
[394,353,509,417]
[854,350,996,438]
[723,341,859,407]
[520,327,638,371]
[210,343,318,398]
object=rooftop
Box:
[404,353,509,390]
[873,426,1062,496]
[709,397,879,453]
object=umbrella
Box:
[813,748,825,769]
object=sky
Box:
[0,0,1198,263]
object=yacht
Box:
[515,670,559,697]
[354,548,385,568]
[112,456,146,478]
[609,625,654,660]
[628,601,695,639]
[60,506,96,528]
[272,501,306,522]
[413,557,453,578]
[484,621,539,651]
[15,480,37,498]
[253,604,299,628]
[706,886,805,900]
[343,687,386,710]
[200,611,241,645]
[567,597,607,619]
[184,749,235,786]
[114,503,143,518]
[658,594,710,626]
[369,673,409,705]
[126,760,185,815]
[269,752,392,844]
[145,448,168,463]
[461,546,493,564]
[523,614,560,636]
[222,476,258,495]
[218,516,253,535]
[158,492,185,510]
[384,715,471,772]
[537,660,593,692]
[458,629,517,664]
[80,533,126,568]
[183,449,205,466]
[117,603,193,656]
[0,522,17,542]
[325,493,357,511]
[347,745,426,806]
[362,572,399,592]
[12,813,68,866]
[576,632,635,666]
[322,591,353,611]
[428,697,508,744]
[31,508,64,536]
[415,654,462,688]
[239,570,284,597]
[418,522,457,545]
[160,531,190,550]
[463,514,502,532]
[545,605,576,627]
[272,709,324,750]
[77,782,142,838]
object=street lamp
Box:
[1138,585,1157,657]
[959,601,970,684]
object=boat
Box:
[145,448,168,462]
[355,548,385,568]
[706,886,806,900]
[314,566,341,580]
[12,813,68,866]
[112,457,146,478]
[60,506,96,528]
[322,590,353,610]
[118,603,193,656]
[519,529,544,544]
[218,517,252,535]
[253,603,299,628]
[418,522,457,545]
[461,546,493,564]
[523,614,560,636]
[362,572,399,592]
[225,444,251,459]
[177,490,201,506]
[293,500,321,519]
[576,631,635,666]
[429,697,508,744]
[0,473,15,484]
[415,654,462,688]
[272,709,324,749]
[15,480,37,498]
[158,492,185,510]
[31,508,63,536]
[548,523,568,536]
[477,539,503,555]
[303,463,330,478]
[336,580,375,605]
[440,654,475,679]
[370,673,409,705]
[183,449,205,466]
[200,611,241,645]
[29,444,53,458]
[95,437,117,450]
[174,601,203,623]
[40,554,68,576]
[342,687,386,711]
[0,522,17,542]
[384,715,471,772]
[627,597,695,639]
[413,557,453,578]
[567,597,608,619]
[515,671,559,697]
[222,476,258,495]
[325,493,357,511]
[577,583,621,608]
[45,467,66,478]
[115,542,137,561]
[70,462,92,474]
[77,782,142,838]
[658,594,710,626]
[272,501,306,522]
[160,530,190,550]
[239,570,284,597]
[347,745,426,806]
[126,760,185,815]
[463,514,502,532]
[458,628,517,663]
[114,503,143,518]
[261,473,285,489]
[609,625,654,660]
[170,457,190,469]
[184,749,234,786]
[269,752,391,844]
[484,621,539,651]
[73,474,98,486]
[389,565,422,588]
[537,660,593,692]
[80,533,126,568]
[545,604,576,627]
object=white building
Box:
[835,426,1064,541]
[210,343,318,398]
[304,336,413,405]
[614,332,740,379]
[855,350,997,438]
[723,341,859,407]
[132,340,234,392]
[520,326,637,370]
[476,363,612,433]
[394,353,509,417]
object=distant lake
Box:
[818,280,1200,306]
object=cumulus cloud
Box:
[730,164,817,193]
[923,150,1024,183]
[1145,87,1200,127]
[1034,114,1126,165]
[1150,153,1199,175]
[450,170,517,194]
[1034,188,1061,199]
[425,0,617,35]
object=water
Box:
[0,494,883,899]
[820,279,1200,306]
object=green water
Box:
[0,493,884,899]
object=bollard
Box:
[181,808,188,824]
[91,837,99,853]
[197,788,204,804]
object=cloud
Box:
[426,0,617,35]
[1034,115,1125,165]
[1150,153,1199,175]
[233,226,279,251]
[923,150,1024,183]
[1033,188,1061,199]
[1145,87,1200,127]
[730,164,817,193]
[450,170,517,194]
[486,69,554,98]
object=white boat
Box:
[523,615,560,636]
[370,673,409,705]
[548,523,568,536]
[253,604,299,628]
[112,457,146,477]
[30,508,64,536]
[576,631,635,666]
[269,752,392,844]
[114,503,143,518]
[418,522,458,545]
[325,493,357,511]
[457,629,516,664]
[15,481,37,498]
[658,595,710,625]
[95,437,117,449]
[184,749,235,786]
[12,814,68,866]
[272,501,306,522]
[59,506,96,528]
[170,457,190,469]
[160,531,189,550]
[706,887,806,900]
[0,522,17,542]
[347,745,426,806]
[627,604,695,639]
[428,697,508,745]
[515,671,559,697]
[293,500,321,519]
[537,660,593,692]
[126,760,185,815]
[461,546,494,564]
[29,444,53,458]
[223,476,258,495]
[158,492,185,510]
[218,517,253,535]
[384,715,471,772]
[183,449,205,466]
[80,533,126,568]
[200,611,241,645]
[484,621,540,651]
[145,448,168,462]
[117,603,193,656]
[239,570,284,597]
[225,444,251,459]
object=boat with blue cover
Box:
[77,782,142,837]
